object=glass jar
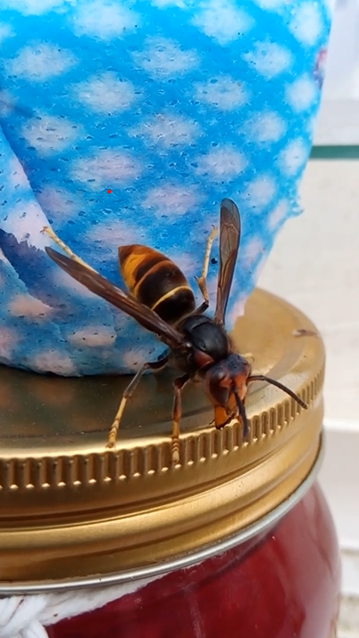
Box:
[0,290,340,637]
[49,484,340,638]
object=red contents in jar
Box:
[49,483,340,638]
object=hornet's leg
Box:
[107,355,169,449]
[42,225,94,271]
[194,226,217,313]
[171,373,190,464]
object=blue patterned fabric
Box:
[0,0,331,376]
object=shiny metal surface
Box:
[0,289,325,591]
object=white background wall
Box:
[314,0,359,144]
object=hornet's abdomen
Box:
[118,244,195,324]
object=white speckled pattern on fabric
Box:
[0,0,331,375]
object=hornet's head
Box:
[204,353,252,433]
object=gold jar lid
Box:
[0,289,324,593]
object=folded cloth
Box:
[0,0,331,375]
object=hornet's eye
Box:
[205,365,230,406]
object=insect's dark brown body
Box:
[45,198,307,462]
